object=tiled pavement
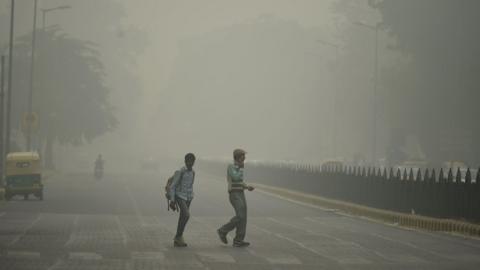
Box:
[1,212,480,270]
[1,172,480,269]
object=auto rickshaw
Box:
[4,152,43,201]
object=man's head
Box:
[233,149,246,163]
[184,153,196,170]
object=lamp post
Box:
[1,56,5,179]
[6,0,15,154]
[26,0,39,151]
[41,5,71,29]
[26,3,71,151]
[353,21,380,166]
[317,40,340,158]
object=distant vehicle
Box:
[442,161,478,182]
[94,166,103,180]
[393,160,428,180]
[4,152,43,201]
[94,155,104,181]
[321,160,344,172]
[443,161,467,171]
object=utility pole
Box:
[26,0,39,151]
[373,25,379,167]
[41,5,71,29]
[1,56,5,180]
[6,0,15,154]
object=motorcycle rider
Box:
[94,154,104,178]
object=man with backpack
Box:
[217,149,254,247]
[166,153,196,247]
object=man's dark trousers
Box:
[175,196,192,238]
[219,191,247,242]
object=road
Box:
[1,168,480,269]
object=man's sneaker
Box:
[233,240,250,247]
[174,236,187,247]
[217,229,228,244]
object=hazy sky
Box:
[2,0,385,171]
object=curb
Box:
[252,182,480,238]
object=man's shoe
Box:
[233,240,250,247]
[174,236,187,247]
[217,229,228,244]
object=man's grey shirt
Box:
[169,166,195,201]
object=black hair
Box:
[185,153,196,161]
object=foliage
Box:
[11,26,117,146]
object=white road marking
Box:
[263,218,377,264]
[115,216,128,246]
[305,216,449,259]
[196,252,236,263]
[64,215,78,247]
[255,189,337,212]
[370,232,449,259]
[268,217,377,254]
[9,214,42,246]
[413,230,480,249]
[68,252,102,260]
[249,223,328,259]
[125,186,146,226]
[47,259,63,270]
[265,254,302,265]
[6,251,41,258]
[131,251,165,260]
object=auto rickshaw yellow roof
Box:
[6,152,40,161]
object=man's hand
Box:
[247,185,255,191]
[169,201,177,211]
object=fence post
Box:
[476,168,480,221]
[429,169,436,216]
[454,168,463,218]
[465,168,472,220]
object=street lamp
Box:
[6,0,15,155]
[26,2,71,151]
[317,39,340,159]
[41,5,71,29]
[353,21,381,166]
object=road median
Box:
[252,182,480,238]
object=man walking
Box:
[169,153,196,247]
[217,149,254,247]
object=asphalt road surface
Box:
[1,168,480,270]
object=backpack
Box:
[165,171,181,200]
[164,170,195,211]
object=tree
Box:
[368,0,480,165]
[12,26,117,168]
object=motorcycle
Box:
[94,166,103,180]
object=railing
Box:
[200,160,480,222]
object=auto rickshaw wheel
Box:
[24,194,28,200]
[38,190,43,201]
[5,193,12,201]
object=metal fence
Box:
[200,160,480,222]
